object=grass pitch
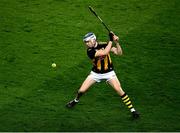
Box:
[0,0,180,131]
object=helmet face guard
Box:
[83,32,96,42]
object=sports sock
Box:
[121,93,135,112]
[74,92,83,102]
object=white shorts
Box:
[88,71,117,82]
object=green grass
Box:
[0,0,180,131]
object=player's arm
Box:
[110,33,123,56]
[95,41,112,57]
[111,42,123,55]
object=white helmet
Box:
[83,32,96,42]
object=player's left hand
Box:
[109,31,114,41]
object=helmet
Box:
[83,32,96,42]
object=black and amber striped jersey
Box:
[87,42,114,74]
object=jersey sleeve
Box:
[98,42,108,45]
[98,42,108,49]
[87,48,96,59]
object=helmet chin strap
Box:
[94,40,98,47]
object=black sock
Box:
[75,92,83,102]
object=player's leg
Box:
[75,75,96,101]
[66,75,96,108]
[107,76,140,118]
